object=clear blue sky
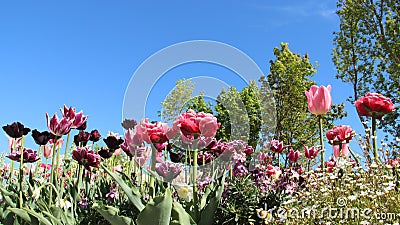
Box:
[0,1,363,156]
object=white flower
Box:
[56,198,72,209]
[174,185,193,202]
[32,188,41,201]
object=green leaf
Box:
[41,211,65,225]
[136,188,172,225]
[197,197,218,225]
[93,203,135,225]
[7,208,43,225]
[101,164,145,211]
[170,202,196,225]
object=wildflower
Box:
[305,85,332,115]
[2,122,30,138]
[355,93,396,119]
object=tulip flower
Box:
[46,113,72,137]
[2,122,30,138]
[6,147,39,163]
[121,119,137,130]
[155,161,182,182]
[7,136,22,150]
[48,138,64,150]
[137,119,169,144]
[89,129,101,142]
[123,128,143,147]
[326,125,355,145]
[333,144,350,158]
[269,140,287,154]
[288,149,300,163]
[60,105,88,129]
[169,150,184,163]
[76,121,87,131]
[175,110,220,138]
[355,93,396,163]
[43,144,53,159]
[103,135,124,151]
[71,146,101,170]
[355,93,396,119]
[32,129,52,145]
[304,146,319,159]
[98,148,114,159]
[73,131,91,147]
[305,85,332,115]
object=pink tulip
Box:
[155,161,182,182]
[269,140,288,154]
[326,125,355,145]
[304,146,319,159]
[333,144,350,158]
[46,113,72,136]
[48,138,64,150]
[198,114,220,137]
[137,119,169,144]
[175,110,220,138]
[265,164,280,176]
[7,136,22,150]
[288,149,300,162]
[305,85,332,115]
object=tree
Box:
[266,43,346,151]
[159,78,195,124]
[333,0,399,142]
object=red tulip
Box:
[355,93,396,119]
[304,146,319,159]
[269,140,288,154]
[288,149,300,162]
[326,125,355,145]
[43,144,53,159]
[137,119,169,144]
[46,113,72,136]
[305,85,332,115]
[175,110,220,138]
[265,164,280,176]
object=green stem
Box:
[192,149,199,221]
[64,132,71,156]
[48,139,58,207]
[19,137,25,208]
[150,145,157,198]
[372,116,380,164]
[318,116,325,171]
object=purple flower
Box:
[269,140,288,154]
[73,131,91,147]
[46,113,72,137]
[72,147,101,170]
[155,161,182,182]
[121,119,137,130]
[98,148,114,159]
[169,151,184,163]
[106,189,119,201]
[76,121,87,131]
[89,129,101,142]
[103,136,124,150]
[6,147,39,163]
[32,129,51,145]
[2,122,30,138]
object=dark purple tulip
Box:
[32,129,51,145]
[121,119,137,130]
[74,131,91,147]
[2,122,30,138]
[6,147,39,163]
[169,151,184,163]
[77,121,87,131]
[72,147,101,170]
[89,130,101,142]
[103,136,124,150]
[98,148,114,159]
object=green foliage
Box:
[160,78,195,124]
[266,43,347,151]
[333,0,400,141]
